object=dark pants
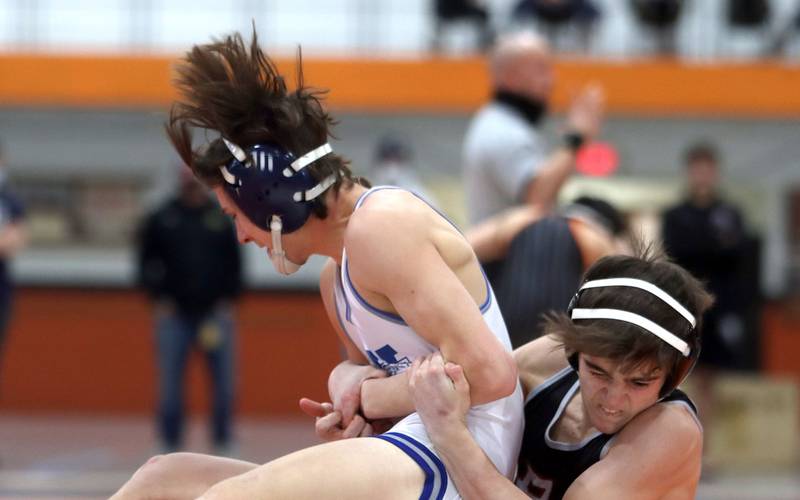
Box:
[155,308,235,450]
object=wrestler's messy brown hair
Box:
[546,241,714,393]
[165,27,368,218]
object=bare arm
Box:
[523,148,579,214]
[524,84,605,214]
[412,336,569,499]
[564,403,702,500]
[466,206,543,263]
[347,205,518,420]
[315,259,385,431]
[513,333,569,397]
[409,354,528,500]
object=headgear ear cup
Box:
[660,327,700,397]
[219,142,335,233]
[219,140,337,276]
[565,292,580,370]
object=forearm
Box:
[362,363,513,421]
[466,207,541,263]
[525,149,575,213]
[430,424,527,500]
[360,370,414,420]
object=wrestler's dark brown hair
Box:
[165,27,368,218]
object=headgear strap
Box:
[571,278,695,357]
[577,278,695,327]
[571,308,691,356]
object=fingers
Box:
[444,362,470,395]
[299,398,333,418]
[568,83,605,137]
[576,83,604,107]
[315,409,345,441]
[341,414,368,439]
[409,356,422,376]
[338,392,360,428]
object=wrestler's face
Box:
[577,354,665,434]
[213,186,310,265]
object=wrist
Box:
[562,131,586,153]
[428,419,471,449]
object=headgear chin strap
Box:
[218,138,336,275]
[567,277,700,397]
[269,216,301,275]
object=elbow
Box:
[474,351,518,403]
[494,354,519,399]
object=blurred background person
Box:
[462,30,604,227]
[467,195,629,347]
[370,133,438,206]
[0,3,797,497]
[661,140,755,473]
[431,0,493,52]
[137,165,242,456]
[509,0,602,52]
[629,0,685,55]
[461,30,604,292]
[0,141,27,388]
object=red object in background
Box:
[576,142,619,177]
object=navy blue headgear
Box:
[219,139,336,233]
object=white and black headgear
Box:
[566,277,701,397]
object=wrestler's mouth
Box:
[599,405,622,417]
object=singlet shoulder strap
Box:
[525,366,575,405]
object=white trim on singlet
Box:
[524,366,573,405]
[343,186,493,321]
[544,381,602,451]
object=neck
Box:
[493,90,547,126]
[689,191,717,208]
[573,391,599,439]
[313,182,368,265]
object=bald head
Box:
[489,32,553,101]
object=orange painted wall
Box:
[1,288,798,416]
[1,54,800,117]
[762,300,800,383]
[0,288,340,416]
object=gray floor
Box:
[0,413,798,499]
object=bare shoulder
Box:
[344,189,433,290]
[616,398,702,449]
[566,399,702,499]
[606,398,703,482]
[345,189,426,247]
[514,334,569,397]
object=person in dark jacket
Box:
[137,165,242,455]
[661,140,751,472]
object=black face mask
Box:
[493,90,548,126]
